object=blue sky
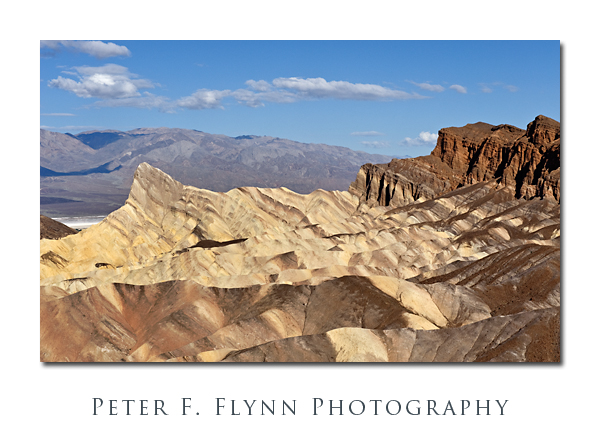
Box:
[40,40,560,158]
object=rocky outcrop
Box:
[40,215,77,240]
[41,276,493,362]
[41,277,558,363]
[350,115,560,206]
[40,158,560,362]
[219,308,559,363]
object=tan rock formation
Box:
[40,117,560,363]
[219,307,559,363]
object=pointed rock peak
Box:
[135,161,158,175]
[131,163,185,195]
[133,162,173,181]
[129,163,185,212]
[526,115,560,144]
[533,115,560,125]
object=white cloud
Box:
[229,89,265,108]
[504,84,519,92]
[245,79,273,92]
[40,40,131,59]
[49,74,426,112]
[271,77,423,101]
[176,89,231,110]
[92,92,174,112]
[360,140,390,149]
[399,131,438,146]
[231,88,298,107]
[410,81,445,92]
[418,131,438,143]
[351,131,385,137]
[47,64,155,99]
[449,84,467,94]
[176,77,419,110]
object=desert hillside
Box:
[40,215,77,240]
[40,116,560,362]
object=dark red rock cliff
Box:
[350,115,560,206]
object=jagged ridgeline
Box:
[40,116,560,362]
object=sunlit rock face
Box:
[40,117,560,363]
[350,115,560,207]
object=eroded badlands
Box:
[40,116,560,362]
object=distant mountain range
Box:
[40,128,392,217]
